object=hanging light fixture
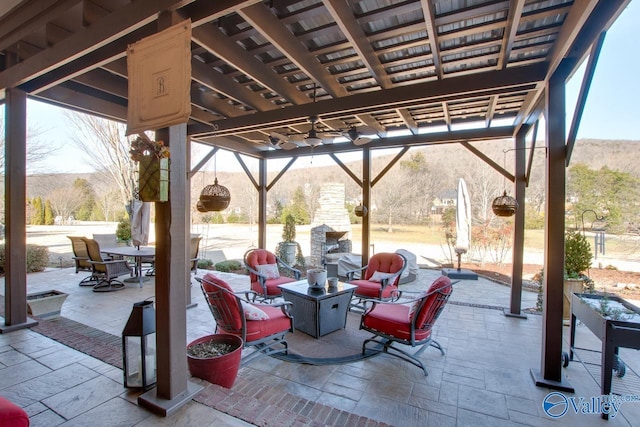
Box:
[491,150,518,217]
[198,153,231,212]
[492,191,518,217]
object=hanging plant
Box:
[129,134,170,162]
[130,134,170,202]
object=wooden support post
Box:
[1,87,37,333]
[361,147,371,266]
[258,158,267,249]
[531,63,574,392]
[506,129,527,319]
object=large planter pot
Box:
[563,279,584,325]
[281,242,297,265]
[187,334,243,389]
[27,290,68,319]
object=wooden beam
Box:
[372,147,410,187]
[328,153,362,186]
[566,31,605,166]
[191,25,309,104]
[324,0,392,89]
[238,2,348,98]
[202,63,545,135]
[420,0,442,79]
[497,0,525,69]
[461,141,514,182]
[0,0,190,89]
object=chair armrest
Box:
[275,256,301,278]
[345,265,367,282]
[89,259,129,266]
[379,270,403,287]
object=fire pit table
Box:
[566,293,640,419]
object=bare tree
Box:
[66,112,137,211]
[48,187,85,224]
[0,111,58,173]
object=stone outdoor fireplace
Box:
[310,225,352,267]
[309,183,352,267]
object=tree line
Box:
[6,110,640,243]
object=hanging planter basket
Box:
[198,177,231,212]
[138,155,169,202]
[492,191,518,217]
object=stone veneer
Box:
[310,183,352,266]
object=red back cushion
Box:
[246,249,277,282]
[201,273,242,330]
[365,253,404,282]
[414,276,452,328]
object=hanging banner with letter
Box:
[126,20,191,135]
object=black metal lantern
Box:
[122,300,156,390]
[492,191,518,217]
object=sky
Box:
[17,1,640,174]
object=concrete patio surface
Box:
[1,264,639,426]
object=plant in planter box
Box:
[535,230,595,317]
[563,230,594,322]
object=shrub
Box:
[565,230,592,278]
[0,244,50,273]
[116,216,131,243]
[215,260,242,272]
[197,259,214,269]
[282,214,296,242]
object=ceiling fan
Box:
[266,116,378,150]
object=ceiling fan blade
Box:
[288,134,306,143]
[355,125,378,135]
[352,136,372,146]
[280,141,299,150]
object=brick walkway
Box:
[30,316,387,427]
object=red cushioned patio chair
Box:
[243,248,301,301]
[345,252,406,310]
[197,273,293,365]
[360,275,454,375]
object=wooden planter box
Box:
[138,155,169,202]
[27,290,68,319]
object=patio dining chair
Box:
[243,248,301,301]
[197,273,293,365]
[360,275,453,375]
[83,237,133,292]
[190,235,202,274]
[67,236,96,286]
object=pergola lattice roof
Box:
[0,0,629,159]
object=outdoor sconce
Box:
[122,300,156,390]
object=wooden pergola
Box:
[0,0,631,415]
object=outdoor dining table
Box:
[100,246,155,288]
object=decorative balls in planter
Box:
[186,334,243,388]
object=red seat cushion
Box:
[351,280,398,299]
[251,276,297,296]
[0,397,29,427]
[219,304,291,344]
[362,303,431,342]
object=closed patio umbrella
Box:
[131,200,151,247]
[455,178,471,253]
